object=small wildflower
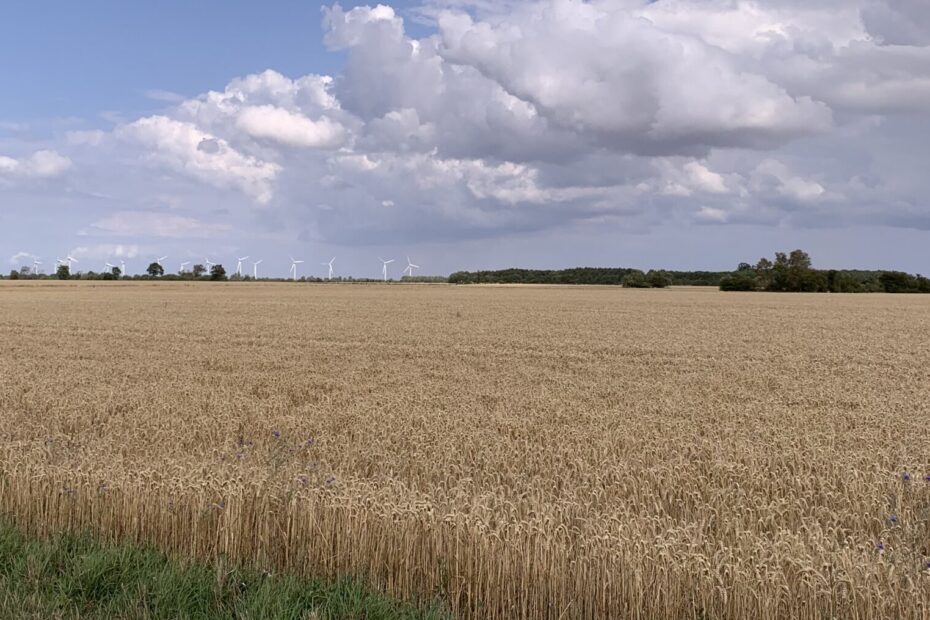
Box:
[924,474,930,482]
[877,542,885,551]
[888,514,898,524]
[305,438,314,447]
[297,475,308,486]
[324,475,336,487]
[903,472,912,482]
[272,430,281,439]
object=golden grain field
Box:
[1,281,929,619]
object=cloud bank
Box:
[3,0,929,271]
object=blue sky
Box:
[0,1,376,120]
[1,0,929,277]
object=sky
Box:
[1,0,928,278]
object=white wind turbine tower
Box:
[205,257,215,272]
[32,259,42,275]
[289,257,304,281]
[120,260,127,275]
[379,257,395,282]
[235,255,249,277]
[252,259,263,279]
[66,255,79,271]
[402,256,420,277]
[179,261,190,273]
[321,257,335,280]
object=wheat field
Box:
[1,281,929,619]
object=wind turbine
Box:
[32,259,42,275]
[252,259,263,279]
[379,257,395,282]
[402,256,420,277]
[205,257,215,272]
[321,257,335,280]
[66,255,78,271]
[179,261,190,273]
[105,262,116,273]
[154,256,168,271]
[120,260,127,275]
[289,257,304,281]
[235,255,249,277]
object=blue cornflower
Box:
[877,542,885,551]
[888,514,898,524]
[903,472,912,482]
[272,430,281,439]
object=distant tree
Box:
[146,262,164,277]
[210,264,227,281]
[646,270,672,288]
[622,271,650,288]
[788,249,812,270]
[719,271,758,291]
[56,264,70,280]
[111,266,121,278]
[737,262,753,272]
[754,258,773,290]
[918,275,930,293]
[9,269,19,280]
[879,271,919,293]
[192,264,206,278]
[19,266,32,278]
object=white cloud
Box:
[754,159,826,202]
[435,2,832,153]
[66,130,106,146]
[144,89,186,103]
[8,251,37,266]
[88,211,232,239]
[0,150,71,180]
[68,244,141,260]
[4,0,930,261]
[117,116,279,204]
[236,105,345,148]
[695,207,729,223]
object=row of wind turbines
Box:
[37,254,421,281]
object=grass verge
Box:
[0,521,449,619]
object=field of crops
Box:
[1,281,929,618]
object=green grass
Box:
[0,522,449,619]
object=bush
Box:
[622,271,650,288]
[646,270,672,288]
[719,272,758,291]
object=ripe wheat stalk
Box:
[1,281,929,618]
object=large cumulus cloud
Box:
[6,0,930,253]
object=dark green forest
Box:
[447,268,722,287]
[448,250,928,293]
[718,250,930,293]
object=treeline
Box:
[719,250,930,293]
[5,263,448,284]
[448,268,726,287]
